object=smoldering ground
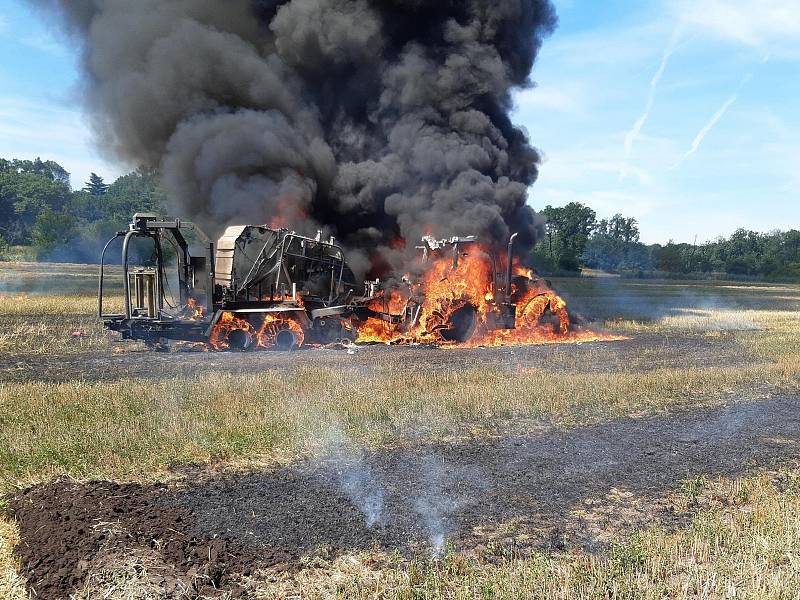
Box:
[8,395,800,598]
[317,425,486,556]
[0,333,764,385]
[28,0,556,276]
[553,277,789,331]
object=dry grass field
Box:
[1,261,799,599]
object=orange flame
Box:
[356,245,623,347]
[209,312,305,351]
[204,241,624,351]
[186,297,206,320]
[209,312,254,351]
[255,314,305,349]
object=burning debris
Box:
[355,235,580,346]
[99,213,618,351]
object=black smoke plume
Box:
[30,0,556,276]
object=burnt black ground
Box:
[8,394,800,600]
[0,332,757,384]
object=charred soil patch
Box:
[8,395,800,599]
[0,332,755,385]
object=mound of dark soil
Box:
[7,480,272,599]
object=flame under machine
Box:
[99,213,524,350]
[409,233,520,341]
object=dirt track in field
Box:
[9,394,800,599]
[0,331,758,384]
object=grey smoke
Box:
[413,456,455,557]
[162,109,335,229]
[412,454,485,557]
[30,0,556,275]
[321,427,387,528]
[319,429,487,555]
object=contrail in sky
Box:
[622,24,683,168]
[671,71,755,170]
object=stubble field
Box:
[1,261,799,599]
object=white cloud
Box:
[614,162,654,187]
[514,84,584,115]
[522,1,799,243]
[0,15,8,33]
[0,97,83,144]
[20,32,68,56]
[531,187,664,224]
[677,0,800,52]
[0,96,125,188]
[761,140,800,192]
[674,94,738,167]
[543,20,669,70]
[541,157,653,188]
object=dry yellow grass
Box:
[0,515,25,600]
[1,275,799,599]
[0,294,122,355]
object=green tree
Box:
[608,214,639,243]
[539,202,596,272]
[0,158,72,244]
[583,213,645,272]
[84,172,109,197]
[30,207,77,260]
[655,242,685,273]
[1,157,70,185]
[67,169,169,263]
[104,169,167,219]
[785,230,800,262]
[0,158,172,263]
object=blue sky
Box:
[0,2,122,188]
[1,1,798,243]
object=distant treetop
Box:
[84,173,109,197]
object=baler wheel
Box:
[227,329,253,352]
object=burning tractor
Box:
[99,213,577,351]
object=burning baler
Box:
[99,213,572,350]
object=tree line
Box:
[530,202,800,280]
[1,157,798,280]
[0,157,165,262]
